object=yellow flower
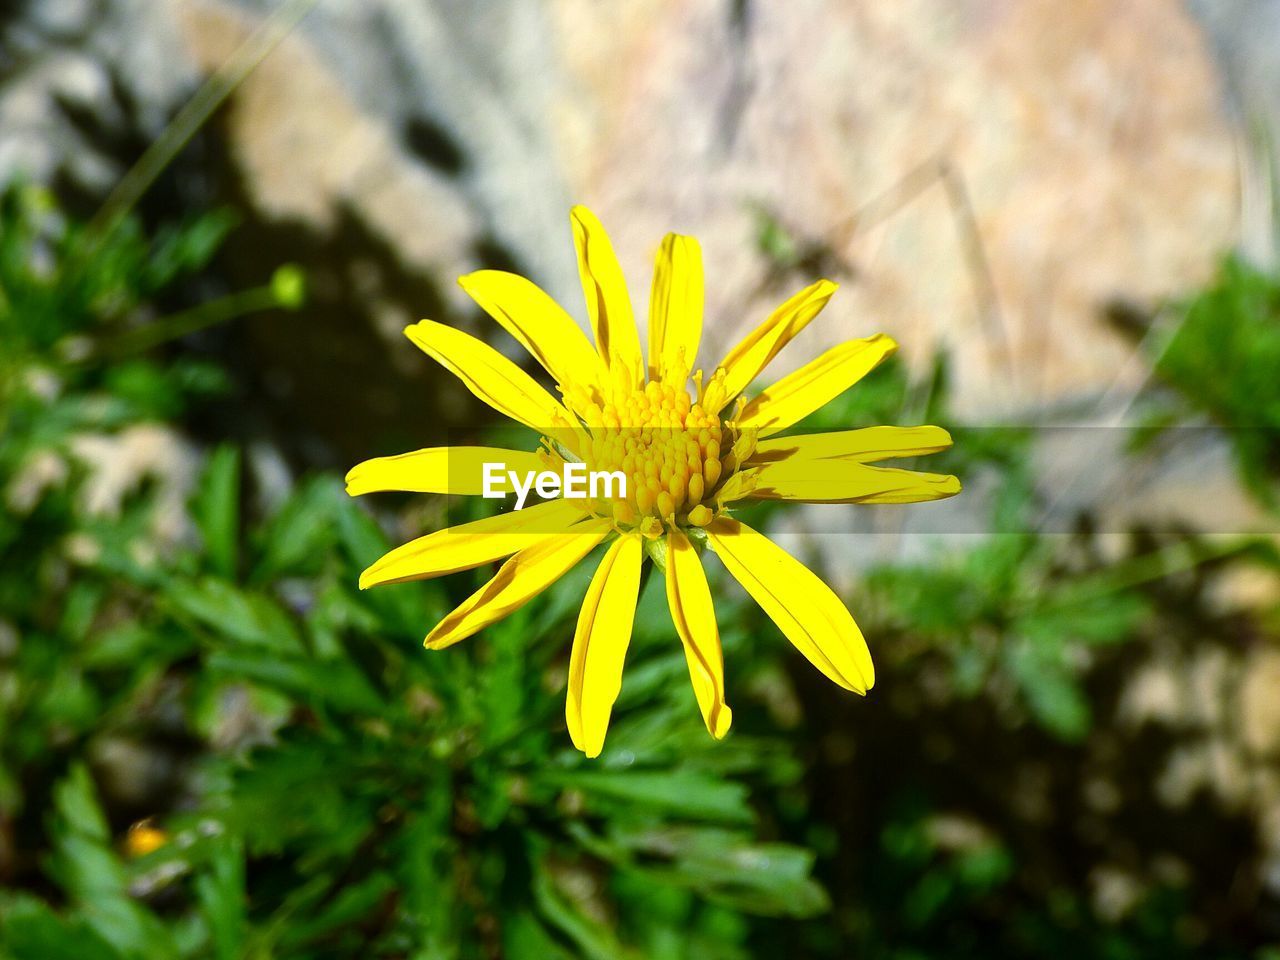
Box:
[347,206,959,757]
[124,819,168,857]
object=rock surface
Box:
[550,0,1239,416]
[0,0,1264,547]
[0,0,1246,433]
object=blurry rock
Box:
[3,1,1244,416]
[1,0,582,461]
[204,681,288,753]
[1121,660,1187,729]
[1240,649,1280,758]
[177,1,477,322]
[0,0,195,204]
[1157,736,1251,809]
[0,1,1260,469]
[1188,0,1280,269]
[171,0,587,460]
[1115,634,1280,901]
[70,423,200,548]
[6,448,70,513]
[208,0,579,305]
[550,0,1239,416]
[89,735,182,810]
[1091,864,1145,923]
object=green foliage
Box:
[2,185,1275,960]
[862,527,1150,742]
[0,186,825,959]
[1153,254,1280,503]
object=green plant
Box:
[4,182,1277,960]
[0,186,826,959]
[1151,254,1280,504]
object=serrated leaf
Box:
[545,771,754,824]
[168,577,302,651]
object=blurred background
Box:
[3,1,1280,957]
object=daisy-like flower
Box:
[347,206,959,757]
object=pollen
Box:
[559,375,749,531]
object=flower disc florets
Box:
[555,370,756,537]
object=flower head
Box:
[347,206,960,756]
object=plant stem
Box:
[86,0,321,246]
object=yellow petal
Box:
[571,205,643,386]
[648,233,703,386]
[665,529,732,738]
[359,499,585,589]
[425,520,612,649]
[712,279,837,410]
[705,517,873,692]
[750,460,962,504]
[404,319,570,430]
[459,270,607,390]
[566,534,644,757]
[345,446,544,497]
[752,425,953,464]
[737,335,897,436]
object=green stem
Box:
[92,285,280,359]
[1032,536,1257,614]
[85,0,321,246]
[1084,536,1250,595]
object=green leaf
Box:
[278,872,395,949]
[504,909,578,960]
[251,477,340,581]
[532,855,637,960]
[1020,592,1146,647]
[334,500,433,636]
[598,826,828,919]
[192,445,240,579]
[194,839,247,960]
[44,766,176,960]
[167,576,303,651]
[0,895,124,960]
[207,650,385,714]
[545,771,754,825]
[1008,641,1091,741]
[51,763,109,842]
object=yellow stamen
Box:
[551,375,744,534]
[687,505,713,526]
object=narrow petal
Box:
[571,206,643,386]
[459,270,607,389]
[751,425,953,464]
[359,499,586,589]
[648,233,703,386]
[566,534,644,757]
[712,279,837,409]
[750,460,961,504]
[425,520,612,650]
[705,517,873,692]
[404,319,570,430]
[345,446,545,497]
[665,529,732,738]
[736,335,897,436]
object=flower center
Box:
[555,374,755,535]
